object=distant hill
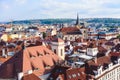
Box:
[86,18,120,23]
[1,18,120,24]
[5,19,75,25]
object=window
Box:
[29,53,35,58]
[45,65,51,69]
[65,37,67,40]
[69,76,71,79]
[34,68,39,71]
[72,74,76,78]
[54,49,56,54]
[37,51,43,57]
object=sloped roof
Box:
[48,66,86,80]
[22,74,41,80]
[60,27,79,32]
[0,46,60,78]
[0,56,11,64]
[105,41,115,46]
[60,27,81,35]
[52,38,64,43]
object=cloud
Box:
[1,0,120,21]
[2,4,10,9]
[15,0,27,4]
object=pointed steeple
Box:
[75,13,80,26]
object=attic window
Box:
[31,63,39,71]
[37,51,43,57]
[78,73,80,76]
[34,68,39,71]
[69,76,71,79]
[44,50,49,55]
[72,74,76,78]
[29,52,36,58]
[45,65,51,69]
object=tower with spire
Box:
[75,13,81,29]
[75,13,80,26]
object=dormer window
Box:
[29,52,35,59]
[34,68,39,71]
[44,50,49,55]
[37,51,43,57]
[31,63,39,71]
[69,75,71,79]
[78,73,80,76]
[45,65,51,69]
[72,74,76,78]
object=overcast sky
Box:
[1,0,120,21]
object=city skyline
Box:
[1,0,120,21]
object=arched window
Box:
[54,49,56,54]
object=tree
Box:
[43,32,46,39]
[117,35,120,38]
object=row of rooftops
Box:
[0,26,120,80]
[48,44,120,80]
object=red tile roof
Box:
[60,27,81,35]
[66,68,86,80]
[88,56,111,67]
[105,41,115,46]
[0,46,60,79]
[110,52,120,57]
[52,38,64,43]
[60,27,79,32]
[98,46,107,53]
[0,56,11,64]
[22,73,40,80]
[48,66,86,80]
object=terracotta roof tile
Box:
[0,46,60,78]
[52,38,64,42]
[22,73,41,80]
[0,56,11,64]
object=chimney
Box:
[28,70,32,74]
[105,50,111,56]
[18,72,24,80]
[94,57,97,64]
[2,48,5,57]
[81,37,84,42]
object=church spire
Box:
[75,13,80,26]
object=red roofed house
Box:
[58,14,88,41]
[0,46,61,80]
[48,66,86,80]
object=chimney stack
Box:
[2,48,5,57]
[28,70,33,74]
[81,37,84,42]
[2,48,7,58]
[94,57,97,64]
[18,72,24,80]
